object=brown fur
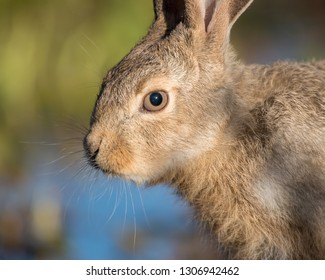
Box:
[84,0,325,259]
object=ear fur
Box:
[152,0,253,61]
[204,0,253,62]
[206,0,253,38]
[153,0,203,34]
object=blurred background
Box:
[0,0,324,260]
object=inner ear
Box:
[163,0,186,33]
[204,0,217,32]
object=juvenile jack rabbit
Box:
[83,0,325,259]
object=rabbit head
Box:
[84,0,253,185]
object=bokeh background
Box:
[0,0,324,260]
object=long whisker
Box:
[105,181,121,224]
[127,183,137,256]
[122,181,128,234]
[136,185,151,230]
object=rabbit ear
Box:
[204,0,253,32]
[201,0,253,61]
[152,1,253,53]
[153,0,204,34]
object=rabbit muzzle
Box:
[83,127,134,179]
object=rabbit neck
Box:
[168,112,293,258]
[172,125,268,214]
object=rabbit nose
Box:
[83,131,102,168]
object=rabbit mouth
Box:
[89,157,139,183]
[100,167,146,185]
[84,142,123,178]
[83,127,134,179]
[102,168,121,178]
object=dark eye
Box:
[143,91,168,112]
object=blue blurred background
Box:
[0,0,324,260]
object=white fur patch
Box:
[254,175,285,214]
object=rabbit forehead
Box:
[100,37,195,103]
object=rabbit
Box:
[83,0,325,259]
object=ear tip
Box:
[228,0,254,24]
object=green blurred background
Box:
[0,0,324,259]
[0,0,153,180]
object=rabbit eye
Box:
[143,91,168,112]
